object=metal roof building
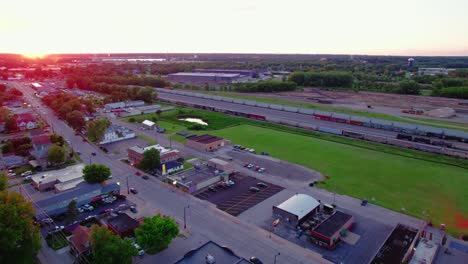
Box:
[273,194,320,226]
[175,241,250,264]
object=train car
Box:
[393,122,419,134]
[413,143,443,153]
[451,142,468,151]
[349,116,370,127]
[318,126,342,135]
[342,130,365,139]
[442,148,468,159]
[413,137,431,144]
[387,138,415,148]
[431,140,452,148]
[298,122,318,131]
[247,113,266,120]
[364,134,388,144]
[370,119,394,130]
[330,113,349,123]
[313,110,332,121]
[396,133,413,141]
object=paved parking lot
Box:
[194,173,284,216]
[102,137,149,159]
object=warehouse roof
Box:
[313,211,353,238]
[175,241,249,264]
[275,194,320,220]
[169,72,240,78]
[142,120,155,127]
[209,158,229,166]
[31,164,85,185]
[187,134,224,144]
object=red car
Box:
[135,171,141,176]
[82,138,88,142]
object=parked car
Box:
[247,164,255,169]
[23,176,32,182]
[130,188,138,194]
[361,199,368,206]
[130,206,138,213]
[249,257,263,264]
[217,182,228,188]
[91,152,96,156]
[260,152,269,156]
[257,168,266,173]
[208,186,217,192]
[249,149,256,153]
[82,204,94,211]
[76,151,81,155]
[82,138,87,142]
[249,187,260,192]
[78,207,84,213]
[244,163,250,168]
[142,175,149,180]
[21,171,33,177]
[256,182,268,188]
[227,180,235,186]
[254,166,260,171]
[40,218,54,224]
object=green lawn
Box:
[137,134,158,145]
[211,125,468,235]
[157,121,187,134]
[405,117,468,132]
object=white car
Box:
[227,180,235,186]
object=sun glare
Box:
[21,53,48,59]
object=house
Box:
[107,213,140,238]
[185,134,228,152]
[99,125,135,144]
[161,161,184,175]
[70,226,92,260]
[127,144,181,165]
[15,113,38,130]
[31,135,53,158]
[175,241,250,264]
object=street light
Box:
[274,252,280,264]
[183,205,190,229]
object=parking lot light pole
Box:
[183,205,190,229]
[274,252,280,264]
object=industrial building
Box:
[207,158,234,174]
[104,100,145,111]
[418,68,450,76]
[175,241,250,264]
[370,223,419,264]
[31,164,85,192]
[193,68,256,77]
[35,182,120,219]
[167,72,242,85]
[166,165,228,193]
[186,134,228,152]
[272,194,320,227]
[127,144,181,165]
[310,211,354,249]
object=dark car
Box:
[91,152,96,156]
[130,188,138,194]
[249,257,263,264]
[256,182,268,188]
[142,175,149,180]
[130,206,138,213]
[208,186,217,192]
[361,199,368,206]
[249,187,260,192]
[260,152,269,156]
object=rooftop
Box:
[409,239,438,264]
[370,223,418,264]
[313,211,353,238]
[54,178,85,192]
[31,163,85,185]
[107,213,140,233]
[142,120,155,127]
[31,135,52,146]
[275,194,320,220]
[187,134,224,144]
[167,165,224,187]
[169,72,241,78]
[175,241,249,264]
[209,158,229,166]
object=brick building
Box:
[185,134,227,152]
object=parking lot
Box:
[101,136,149,159]
[194,173,284,216]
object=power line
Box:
[17,184,91,264]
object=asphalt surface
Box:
[11,81,331,264]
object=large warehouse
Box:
[272,194,320,227]
[186,134,228,152]
[167,72,241,85]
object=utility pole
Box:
[126,176,130,194]
[183,205,190,229]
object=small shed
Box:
[142,120,156,129]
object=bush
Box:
[129,117,136,123]
[433,86,468,99]
[289,71,354,88]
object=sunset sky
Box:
[1,0,467,56]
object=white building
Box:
[100,125,136,144]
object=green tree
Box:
[87,118,111,142]
[47,144,66,165]
[0,191,42,263]
[0,172,7,191]
[128,117,136,123]
[5,116,17,132]
[89,225,137,264]
[66,110,86,130]
[49,134,65,146]
[398,80,421,95]
[83,164,111,183]
[137,148,160,172]
[66,199,79,224]
[135,214,179,252]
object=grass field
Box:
[211,125,468,235]
[137,134,157,145]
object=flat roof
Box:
[187,134,224,144]
[169,72,241,78]
[175,241,248,264]
[142,120,155,126]
[275,194,320,220]
[370,223,418,264]
[209,158,229,166]
[313,211,353,238]
[409,239,438,264]
[168,166,223,186]
[31,164,85,185]
[54,178,85,192]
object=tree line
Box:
[289,71,354,88]
[42,93,95,130]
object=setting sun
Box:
[21,53,48,59]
